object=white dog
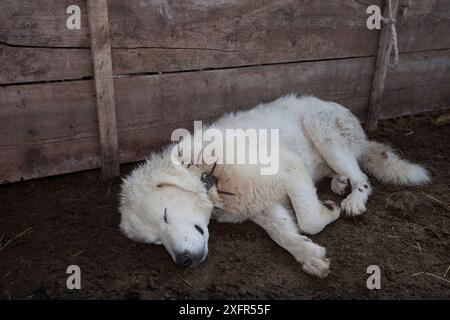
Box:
[119,95,430,278]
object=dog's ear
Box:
[154,165,202,194]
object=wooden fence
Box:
[1,0,449,183]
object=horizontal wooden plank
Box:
[0,80,100,183]
[0,57,374,183]
[2,0,449,84]
[397,0,450,53]
[0,45,92,84]
[1,0,379,48]
[0,0,90,47]
[106,0,380,70]
[1,0,380,84]
[381,49,450,119]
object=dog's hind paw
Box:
[300,242,330,278]
[331,175,350,196]
[341,192,367,216]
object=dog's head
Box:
[119,153,221,267]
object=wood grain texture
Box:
[1,0,378,48]
[2,0,379,83]
[2,0,449,84]
[381,49,450,119]
[0,44,92,84]
[0,80,100,183]
[396,0,450,52]
[366,0,400,132]
[87,0,119,178]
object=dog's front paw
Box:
[331,175,349,196]
[301,242,330,279]
[322,200,341,220]
[341,192,367,216]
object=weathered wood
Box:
[0,57,375,183]
[0,0,380,48]
[396,0,450,52]
[381,49,450,119]
[2,0,450,84]
[87,0,119,178]
[2,0,380,83]
[0,44,92,84]
[0,80,100,183]
[1,0,446,53]
[366,0,400,132]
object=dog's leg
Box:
[302,109,372,216]
[252,205,330,278]
[317,146,372,216]
[285,173,341,235]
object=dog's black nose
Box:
[175,251,202,267]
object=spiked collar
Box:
[198,162,235,196]
[200,162,218,191]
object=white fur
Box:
[119,95,430,277]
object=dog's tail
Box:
[360,141,430,185]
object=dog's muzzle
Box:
[175,250,207,267]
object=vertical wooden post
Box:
[87,0,120,178]
[365,0,399,132]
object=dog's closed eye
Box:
[163,208,168,223]
[194,224,204,235]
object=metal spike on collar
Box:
[198,162,235,196]
[201,171,218,191]
[200,161,218,191]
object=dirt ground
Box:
[0,113,449,300]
